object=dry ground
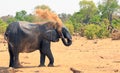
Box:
[0,35,120,73]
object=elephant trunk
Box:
[61,38,72,46]
[57,27,72,46]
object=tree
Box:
[70,12,82,32]
[79,0,97,24]
[15,10,36,22]
[58,13,71,23]
[98,0,120,25]
[89,15,101,24]
[35,5,51,11]
[24,14,36,22]
[15,10,27,21]
[69,0,97,32]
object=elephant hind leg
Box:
[8,44,14,67]
[8,44,23,68]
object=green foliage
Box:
[64,20,74,34]
[98,0,120,25]
[112,18,120,25]
[73,23,82,33]
[6,17,17,24]
[24,14,36,22]
[84,24,99,39]
[103,18,109,25]
[69,13,82,32]
[15,10,27,21]
[113,24,120,30]
[15,10,37,22]
[70,0,98,26]
[58,13,71,23]
[97,24,110,38]
[79,0,97,24]
[0,19,8,34]
[84,24,109,39]
[70,12,82,24]
[89,15,101,24]
[69,0,120,37]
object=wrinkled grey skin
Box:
[4,21,72,68]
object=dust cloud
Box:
[35,9,63,31]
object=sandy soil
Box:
[0,35,120,73]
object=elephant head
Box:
[45,27,72,46]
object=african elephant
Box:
[4,21,72,68]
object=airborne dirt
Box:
[0,35,120,73]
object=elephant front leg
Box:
[39,50,46,67]
[46,50,54,67]
[40,40,54,67]
[40,50,54,67]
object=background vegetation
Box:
[0,0,120,39]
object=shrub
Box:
[84,24,110,39]
[96,24,110,38]
[73,23,82,32]
[84,24,99,39]
[0,19,8,34]
[6,17,17,24]
[113,24,120,30]
[103,18,109,25]
[64,23,74,35]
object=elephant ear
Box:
[44,29,59,42]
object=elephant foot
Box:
[48,64,54,67]
[13,64,23,68]
[38,64,46,67]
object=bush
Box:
[96,24,110,38]
[64,23,74,35]
[6,17,17,24]
[103,18,109,25]
[0,19,8,34]
[84,24,99,39]
[73,23,82,32]
[112,19,120,26]
[113,24,120,30]
[84,24,109,39]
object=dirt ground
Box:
[0,35,120,73]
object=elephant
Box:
[4,21,72,68]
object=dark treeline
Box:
[0,0,120,39]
